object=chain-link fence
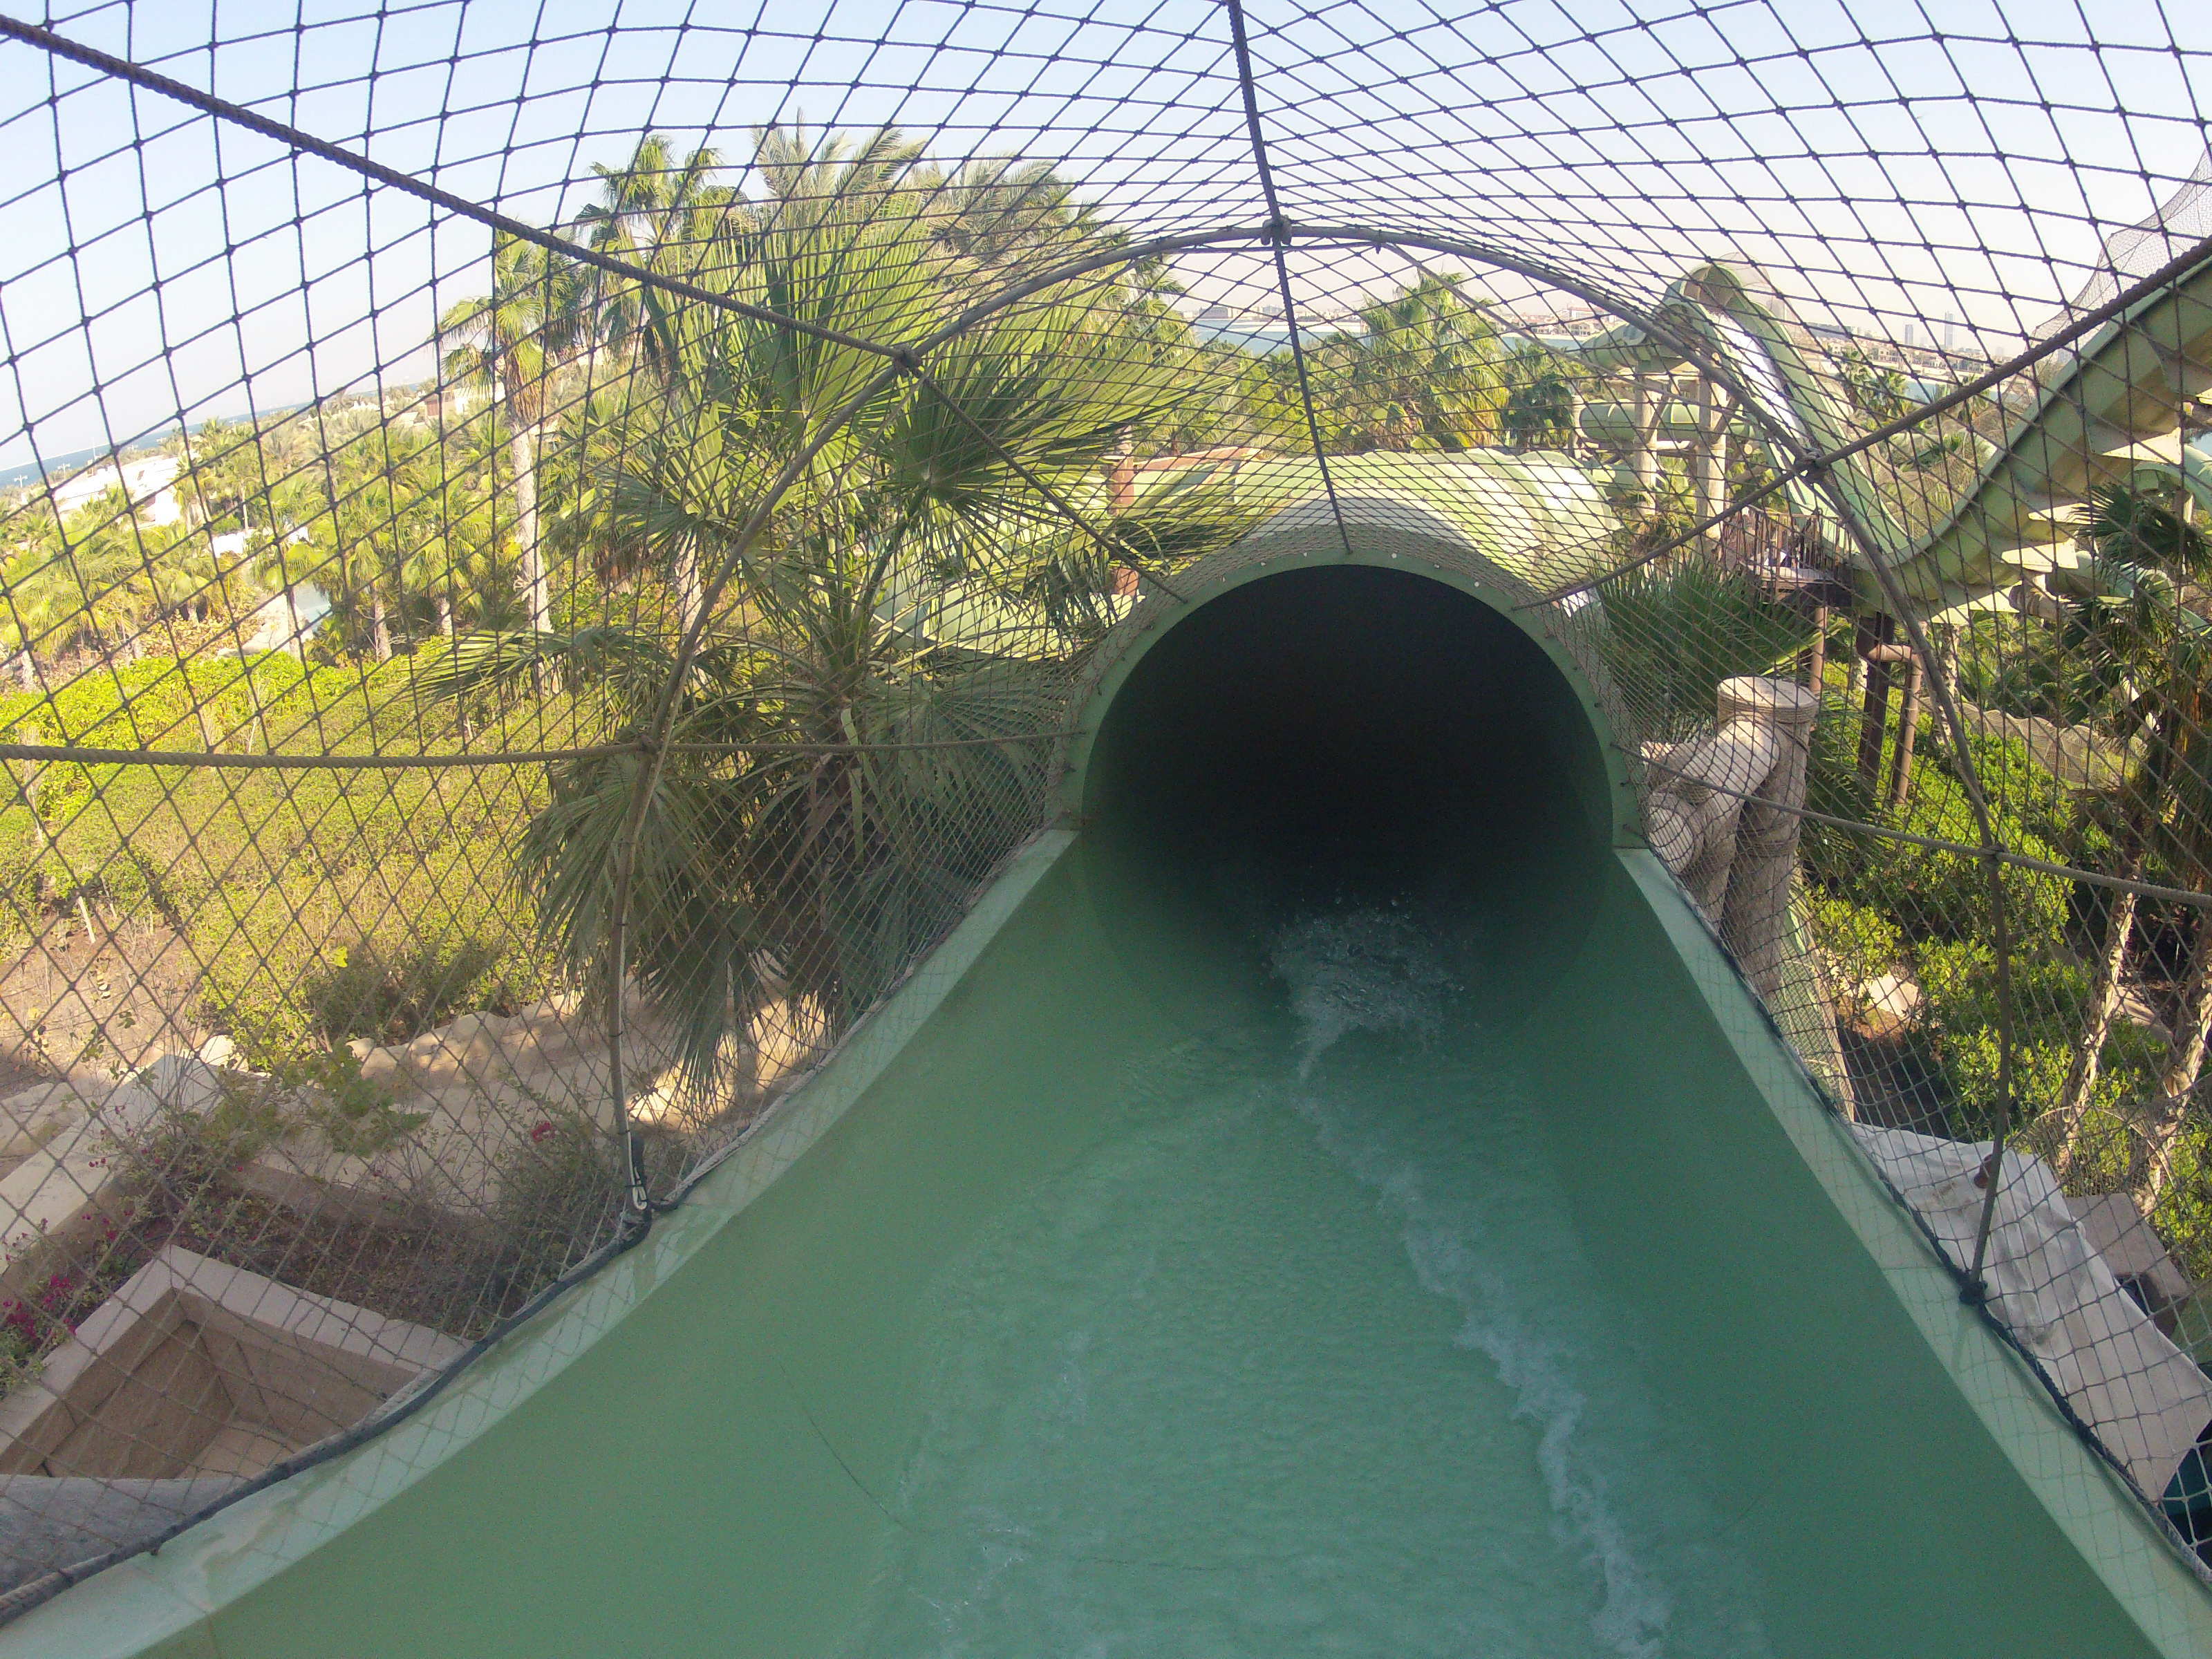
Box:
[0,0,2208,1618]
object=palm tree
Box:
[1288,273,1511,453]
[574,133,735,375]
[1503,350,1580,451]
[274,425,441,661]
[53,487,167,660]
[136,518,245,628]
[747,124,923,239]
[440,232,590,639]
[921,155,1112,279]
[421,172,1188,1089]
[0,512,71,687]
[243,467,344,655]
[401,467,509,639]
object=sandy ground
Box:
[0,915,209,1099]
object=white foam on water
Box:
[1396,1184,1674,1659]
[1267,906,1459,1077]
[1269,908,1770,1659]
[838,909,1770,1658]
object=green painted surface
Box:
[15,562,2208,1656]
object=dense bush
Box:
[1805,702,2074,944]
[483,1109,688,1306]
[1806,891,1904,1018]
[1953,613,2074,723]
[1911,935,2160,1141]
[2148,1130,2212,1285]
[1803,708,2166,1140]
[304,935,516,1047]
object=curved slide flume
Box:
[1530,247,2212,613]
[15,512,2212,1657]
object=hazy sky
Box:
[0,0,2204,472]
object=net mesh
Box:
[0,0,2208,1609]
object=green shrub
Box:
[0,648,569,1068]
[480,1104,700,1306]
[1806,710,2077,945]
[1800,705,2170,1145]
[1889,771,2071,943]
[0,805,41,948]
[1907,935,2159,1142]
[303,934,516,1048]
[2149,1127,2212,1286]
[203,901,550,1067]
[1808,892,1904,992]
[1953,614,2073,722]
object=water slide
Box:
[16,508,2212,1658]
[1533,250,2212,613]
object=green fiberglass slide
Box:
[17,556,2212,1658]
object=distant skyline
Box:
[0,0,2204,474]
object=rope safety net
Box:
[0,0,2206,1610]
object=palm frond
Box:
[415,626,679,724]
[520,749,764,1087]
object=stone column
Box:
[1630,371,1659,505]
[1693,376,1732,533]
[1716,675,1821,998]
[1643,702,1785,921]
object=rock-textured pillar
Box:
[1643,693,1785,918]
[1716,675,1821,997]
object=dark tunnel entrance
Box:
[1077,562,1618,1008]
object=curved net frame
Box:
[0,0,2207,1611]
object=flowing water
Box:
[843,906,1775,1658]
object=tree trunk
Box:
[1885,655,1922,811]
[514,420,547,635]
[1931,623,1960,713]
[1855,614,1893,796]
[436,593,453,638]
[675,544,704,630]
[1801,602,1828,692]
[12,648,33,691]
[2141,912,2212,1206]
[371,590,393,663]
[2050,868,2140,1174]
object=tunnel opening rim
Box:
[1052,529,1644,850]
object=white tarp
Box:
[1853,1125,2212,1499]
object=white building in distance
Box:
[50,453,182,525]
